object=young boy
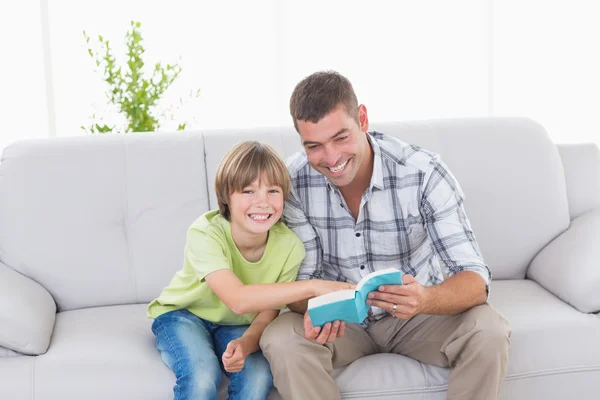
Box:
[148,141,352,400]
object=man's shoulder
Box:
[285,151,309,177]
[285,151,326,185]
[371,131,440,174]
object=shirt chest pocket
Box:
[367,211,427,254]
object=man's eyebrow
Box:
[302,128,349,146]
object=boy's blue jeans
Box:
[152,309,273,400]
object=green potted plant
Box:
[83,21,200,133]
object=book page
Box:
[307,289,355,309]
[355,267,402,292]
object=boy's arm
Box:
[240,309,279,353]
[204,269,352,315]
[282,189,322,315]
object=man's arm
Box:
[369,156,489,318]
[367,271,487,319]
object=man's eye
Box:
[306,145,318,150]
[337,136,348,141]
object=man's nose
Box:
[323,145,340,167]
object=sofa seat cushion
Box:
[490,279,600,399]
[33,304,450,400]
[0,356,34,399]
[34,305,173,400]
[30,280,600,400]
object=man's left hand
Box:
[366,274,428,320]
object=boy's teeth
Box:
[329,160,348,173]
[249,214,269,220]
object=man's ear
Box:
[358,104,369,132]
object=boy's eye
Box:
[242,190,253,194]
[269,189,280,194]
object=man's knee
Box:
[260,311,304,357]
[467,305,511,359]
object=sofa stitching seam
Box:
[201,133,210,210]
[123,140,138,303]
[506,364,600,380]
[31,355,36,400]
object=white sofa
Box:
[1,117,599,399]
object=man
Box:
[260,71,511,400]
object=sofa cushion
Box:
[29,280,600,400]
[32,304,450,400]
[557,143,600,219]
[490,279,600,398]
[0,356,34,399]
[0,133,209,311]
[0,261,56,355]
[527,209,600,313]
[34,305,174,400]
[369,118,571,280]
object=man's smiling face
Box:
[297,105,369,188]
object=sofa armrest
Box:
[558,143,600,219]
[527,209,600,313]
[0,261,56,354]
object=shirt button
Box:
[355,232,361,237]
[360,265,365,270]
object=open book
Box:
[307,268,403,326]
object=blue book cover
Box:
[307,268,403,326]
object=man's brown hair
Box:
[289,70,359,132]
[215,141,290,220]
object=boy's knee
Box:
[177,368,221,398]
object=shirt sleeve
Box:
[276,236,306,283]
[185,226,231,281]
[282,187,323,281]
[420,156,492,295]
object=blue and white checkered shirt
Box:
[284,131,491,319]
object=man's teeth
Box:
[329,160,348,173]
[249,214,269,220]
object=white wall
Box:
[1,0,599,152]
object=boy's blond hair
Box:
[215,141,290,220]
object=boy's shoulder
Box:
[188,210,229,239]
[269,221,305,252]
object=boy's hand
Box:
[313,280,356,297]
[222,338,248,373]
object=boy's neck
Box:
[230,227,268,263]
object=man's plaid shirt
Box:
[283,131,491,319]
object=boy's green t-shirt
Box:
[147,210,305,325]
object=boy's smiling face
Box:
[228,174,284,237]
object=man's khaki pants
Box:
[260,304,511,400]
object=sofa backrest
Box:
[0,133,209,311]
[0,117,572,311]
[203,117,571,281]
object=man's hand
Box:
[366,274,428,320]
[222,338,248,373]
[303,311,346,344]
